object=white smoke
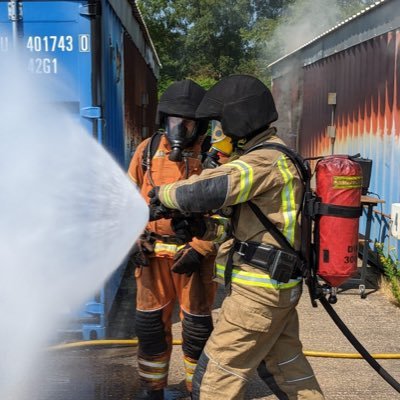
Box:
[273,0,342,57]
[0,55,148,399]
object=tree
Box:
[137,0,372,93]
[138,0,294,90]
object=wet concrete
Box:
[28,262,400,400]
[33,348,140,400]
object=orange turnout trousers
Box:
[128,133,217,392]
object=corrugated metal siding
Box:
[123,33,157,164]
[299,30,400,250]
[108,0,160,77]
[271,68,302,149]
[101,1,125,166]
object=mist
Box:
[0,55,147,399]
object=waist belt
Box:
[231,240,302,283]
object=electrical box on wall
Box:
[391,203,400,240]
[328,92,337,105]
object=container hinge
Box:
[81,106,101,119]
[85,301,104,316]
[8,1,23,21]
[79,2,100,17]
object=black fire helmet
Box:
[195,74,278,140]
[158,79,206,121]
[157,79,208,161]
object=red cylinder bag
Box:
[315,156,362,287]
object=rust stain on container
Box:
[124,33,158,158]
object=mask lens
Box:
[166,116,197,139]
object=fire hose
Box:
[48,296,400,394]
[49,338,400,360]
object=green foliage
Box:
[376,243,400,305]
[138,0,372,87]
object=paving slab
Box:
[28,264,400,400]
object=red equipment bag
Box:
[315,156,363,287]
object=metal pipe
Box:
[9,0,23,51]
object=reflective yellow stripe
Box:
[127,171,138,185]
[154,242,185,256]
[216,264,301,289]
[161,183,176,208]
[277,155,296,246]
[226,160,254,204]
[211,215,230,243]
[184,358,196,382]
[184,358,197,373]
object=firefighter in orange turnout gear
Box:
[128,80,217,400]
[149,75,325,400]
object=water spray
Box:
[0,55,147,400]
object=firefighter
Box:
[148,75,325,400]
[128,79,217,400]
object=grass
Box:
[376,243,400,307]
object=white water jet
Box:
[0,56,147,399]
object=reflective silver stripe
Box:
[138,371,168,380]
[181,308,212,317]
[204,349,248,382]
[285,374,315,383]
[138,359,168,368]
[278,353,300,366]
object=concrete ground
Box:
[31,263,400,399]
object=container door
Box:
[101,0,126,167]
[0,0,95,134]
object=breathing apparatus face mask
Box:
[210,121,233,156]
[165,116,198,161]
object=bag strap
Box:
[244,142,310,255]
[248,201,297,254]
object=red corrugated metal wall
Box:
[124,33,157,159]
[288,29,400,249]
[300,30,400,158]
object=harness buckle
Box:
[237,241,249,257]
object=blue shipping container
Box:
[0,0,159,339]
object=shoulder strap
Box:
[247,201,297,253]
[245,142,311,183]
[245,142,311,255]
[141,131,163,172]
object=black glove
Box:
[171,216,207,243]
[129,238,154,267]
[148,186,174,221]
[172,245,204,277]
[149,203,171,221]
[148,186,161,205]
